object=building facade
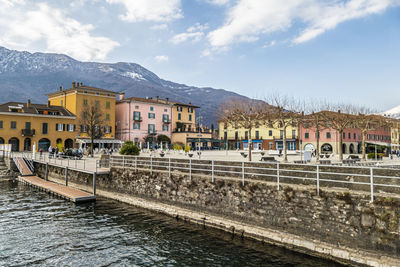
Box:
[218,122,299,151]
[115,95,172,145]
[0,101,76,151]
[47,82,118,150]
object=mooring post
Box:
[189,159,192,181]
[277,162,280,190]
[211,160,214,183]
[65,167,68,186]
[242,161,245,186]
[93,172,97,195]
[150,157,153,175]
[316,165,320,196]
[370,167,374,203]
[135,156,138,172]
[45,162,49,181]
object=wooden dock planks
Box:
[18,176,96,203]
[14,157,33,176]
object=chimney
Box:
[59,86,63,92]
[166,97,169,104]
[119,93,125,100]
[189,102,191,105]
[47,100,51,107]
[80,82,83,86]
[72,82,76,88]
[27,99,31,108]
[156,96,159,102]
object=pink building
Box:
[299,124,391,154]
[115,95,172,145]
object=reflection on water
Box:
[0,180,343,266]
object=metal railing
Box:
[110,156,400,203]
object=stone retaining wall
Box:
[33,161,400,266]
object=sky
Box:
[0,0,400,111]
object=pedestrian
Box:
[48,146,52,158]
[278,149,282,157]
[55,146,59,158]
[39,149,43,159]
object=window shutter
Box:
[63,124,66,131]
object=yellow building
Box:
[0,82,119,152]
[0,100,76,151]
[218,121,299,151]
[170,101,213,148]
[47,82,118,149]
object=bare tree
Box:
[266,94,302,163]
[79,101,106,157]
[319,105,357,162]
[218,99,267,161]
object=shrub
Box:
[173,143,183,150]
[184,145,191,153]
[120,141,140,156]
[367,152,384,159]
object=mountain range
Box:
[0,46,248,126]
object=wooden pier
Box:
[18,175,96,203]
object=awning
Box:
[76,138,123,144]
[242,140,262,143]
[366,141,391,147]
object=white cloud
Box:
[204,0,230,5]
[170,23,208,44]
[0,2,119,61]
[262,40,276,48]
[154,55,169,62]
[106,0,182,22]
[208,0,400,48]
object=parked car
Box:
[59,149,83,159]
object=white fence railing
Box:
[110,156,400,203]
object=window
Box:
[327,132,331,139]
[0,120,3,129]
[315,132,319,138]
[133,111,141,120]
[83,99,88,106]
[367,134,370,140]
[162,114,169,122]
[162,124,169,131]
[178,113,181,120]
[305,133,309,139]
[25,122,31,130]
[348,133,351,139]
[133,122,140,130]
[269,130,272,136]
[96,92,99,96]
[95,101,100,107]
[189,114,192,121]
[292,130,296,139]
[343,132,346,139]
[42,123,48,134]
[148,124,155,134]
[177,106,183,112]
[104,126,112,134]
[245,131,248,140]
[188,107,193,113]
[106,101,110,109]
[353,133,356,140]
[269,143,273,150]
[280,130,283,139]
[135,105,139,109]
[235,131,238,140]
[56,123,64,131]
[164,109,167,112]
[80,125,88,132]
[11,121,16,129]
[255,131,259,139]
[67,124,75,132]
[106,114,110,121]
[148,113,155,119]
[150,106,154,111]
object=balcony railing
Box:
[133,116,143,122]
[163,119,171,123]
[21,129,35,136]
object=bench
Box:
[347,155,360,161]
[261,156,276,162]
[319,160,331,165]
[294,160,308,164]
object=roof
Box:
[0,102,75,117]
[47,84,118,96]
[118,96,200,108]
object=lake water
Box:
[0,180,343,266]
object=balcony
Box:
[133,116,143,122]
[21,129,35,137]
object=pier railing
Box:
[110,155,400,203]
